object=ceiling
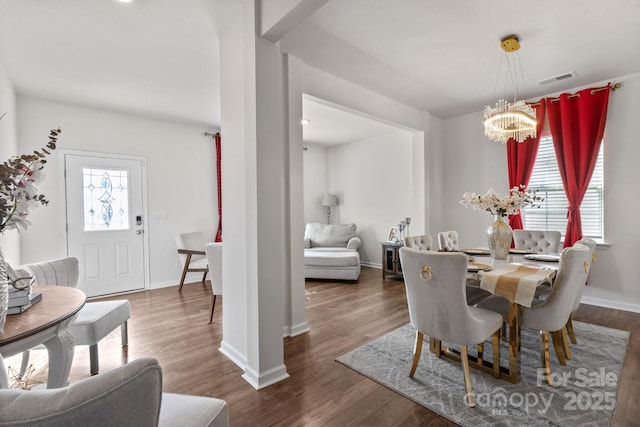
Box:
[1,0,640,143]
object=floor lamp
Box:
[321,194,338,224]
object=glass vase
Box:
[0,246,7,334]
[487,215,512,260]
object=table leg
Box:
[0,356,8,388]
[42,317,75,388]
[506,302,520,383]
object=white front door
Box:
[63,152,146,297]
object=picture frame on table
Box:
[387,227,399,243]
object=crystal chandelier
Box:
[483,35,536,144]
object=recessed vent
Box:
[537,71,576,85]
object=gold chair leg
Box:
[409,331,424,378]
[561,328,572,360]
[430,337,442,357]
[477,343,484,366]
[461,345,475,407]
[566,315,577,344]
[551,330,566,366]
[492,330,501,379]
[540,331,553,386]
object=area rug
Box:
[336,321,629,426]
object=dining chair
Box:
[437,231,459,251]
[16,257,130,376]
[512,229,561,253]
[176,232,209,292]
[399,247,502,407]
[204,242,223,324]
[566,237,597,345]
[403,234,433,251]
[479,243,591,385]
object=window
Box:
[521,136,604,241]
[82,168,130,231]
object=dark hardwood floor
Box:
[13,266,640,426]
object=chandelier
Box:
[483,35,536,144]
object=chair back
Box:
[437,231,459,251]
[404,234,433,251]
[571,237,597,312]
[18,257,79,288]
[512,230,561,253]
[522,243,590,332]
[176,232,206,264]
[399,247,491,345]
[204,242,223,295]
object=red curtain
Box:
[214,132,223,242]
[547,84,610,247]
[507,99,547,230]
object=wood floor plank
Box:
[11,266,638,426]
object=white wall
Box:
[327,130,415,265]
[439,72,640,312]
[0,60,19,265]
[302,144,329,224]
[16,96,217,288]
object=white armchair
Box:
[0,357,229,427]
[176,232,209,292]
[204,242,223,324]
[303,222,361,281]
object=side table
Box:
[381,242,404,279]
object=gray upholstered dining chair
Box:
[176,232,209,292]
[566,237,597,345]
[512,229,561,253]
[479,243,591,385]
[403,234,433,251]
[437,230,459,251]
[16,257,130,376]
[204,242,223,324]
[399,247,502,407]
[0,357,229,427]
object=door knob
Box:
[136,230,143,235]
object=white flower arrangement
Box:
[0,122,60,233]
[459,186,542,217]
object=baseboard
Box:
[242,364,290,390]
[361,261,381,269]
[283,322,310,337]
[581,296,640,314]
[149,280,178,290]
[219,340,247,370]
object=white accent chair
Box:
[404,234,433,250]
[512,229,561,253]
[17,257,130,376]
[0,357,229,427]
[479,243,591,385]
[437,230,459,251]
[399,247,502,407]
[204,242,223,324]
[303,222,361,281]
[566,237,597,345]
[176,232,209,292]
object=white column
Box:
[214,0,313,389]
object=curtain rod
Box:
[529,82,621,107]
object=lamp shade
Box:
[321,194,338,207]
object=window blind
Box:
[521,136,604,240]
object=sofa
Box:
[304,222,361,281]
[0,357,229,427]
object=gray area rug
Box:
[336,321,629,426]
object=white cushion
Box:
[71,300,131,345]
[304,250,360,267]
